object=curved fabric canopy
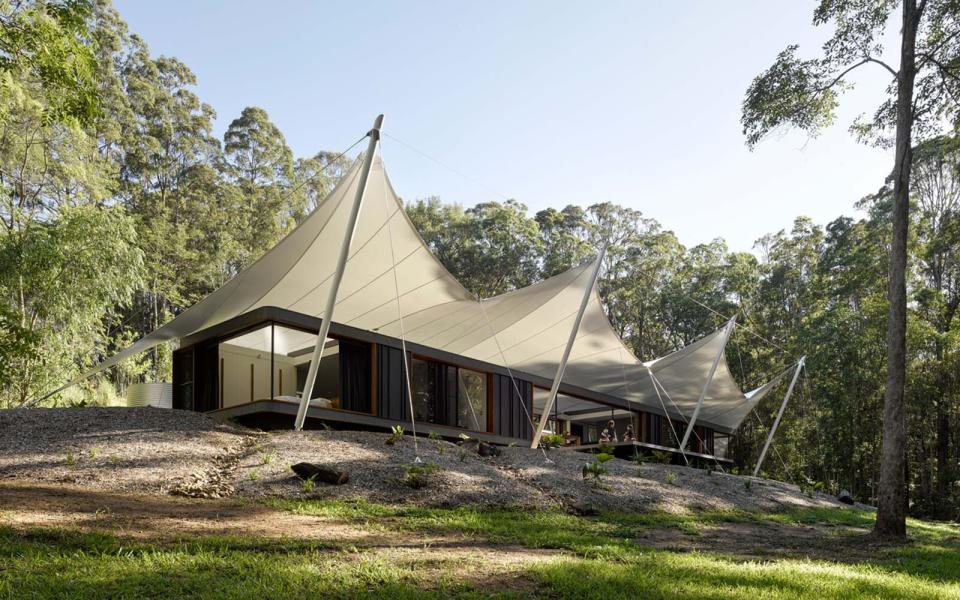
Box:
[57,149,786,432]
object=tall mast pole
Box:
[530,245,607,448]
[753,357,805,477]
[294,115,384,431]
[678,316,736,452]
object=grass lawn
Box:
[1,500,958,599]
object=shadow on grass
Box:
[2,523,959,600]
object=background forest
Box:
[2,1,959,520]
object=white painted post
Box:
[752,356,805,477]
[530,246,607,448]
[678,316,736,452]
[294,115,384,431]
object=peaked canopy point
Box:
[57,149,790,434]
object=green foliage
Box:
[386,425,404,445]
[597,443,616,455]
[541,433,565,449]
[0,0,100,127]
[595,453,615,464]
[665,472,677,486]
[651,450,673,465]
[582,460,607,481]
[401,462,441,489]
[0,206,144,405]
[301,475,316,494]
[582,453,614,482]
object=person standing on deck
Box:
[600,420,618,443]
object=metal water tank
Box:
[126,382,173,409]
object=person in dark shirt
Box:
[599,419,618,443]
[623,423,636,442]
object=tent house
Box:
[59,117,799,466]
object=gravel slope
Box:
[0,408,255,497]
[0,408,852,513]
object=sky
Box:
[113,0,900,253]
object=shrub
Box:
[598,443,616,455]
[665,472,677,485]
[582,452,615,483]
[744,479,753,492]
[633,452,645,466]
[652,450,673,464]
[261,453,274,465]
[541,433,565,449]
[302,475,317,493]
[65,452,76,466]
[249,469,260,481]
[595,452,615,464]
[582,461,608,481]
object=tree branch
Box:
[919,53,960,84]
[818,56,898,94]
[865,57,899,79]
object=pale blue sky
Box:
[114,0,898,252]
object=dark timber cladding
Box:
[376,344,408,421]
[492,374,533,440]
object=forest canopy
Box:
[1,1,959,520]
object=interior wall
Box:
[219,343,298,408]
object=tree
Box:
[0,205,143,406]
[741,0,960,538]
[0,0,100,127]
[908,136,960,517]
[222,106,298,268]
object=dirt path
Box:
[0,482,882,567]
[0,483,565,591]
[0,482,375,542]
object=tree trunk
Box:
[875,0,920,539]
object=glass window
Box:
[409,357,487,432]
[456,368,487,430]
[410,357,437,423]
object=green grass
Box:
[2,501,959,599]
[0,527,485,599]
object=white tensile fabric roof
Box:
[70,152,781,432]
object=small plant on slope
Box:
[582,452,615,484]
[652,450,673,464]
[428,431,445,455]
[386,425,405,445]
[665,472,677,486]
[401,462,441,489]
